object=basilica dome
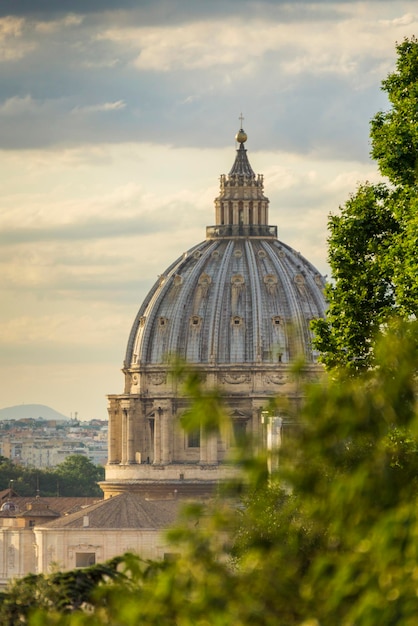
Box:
[125,135,325,369]
[103,127,327,499]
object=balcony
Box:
[206,224,277,239]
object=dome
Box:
[103,126,326,499]
[125,238,325,368]
[125,127,325,369]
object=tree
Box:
[313,37,418,369]
[54,455,104,497]
[0,455,103,497]
[0,557,124,625]
[312,183,399,370]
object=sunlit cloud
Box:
[34,13,84,34]
[71,100,127,114]
[0,16,35,61]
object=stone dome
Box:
[125,238,325,368]
[103,127,326,499]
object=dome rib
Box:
[164,243,212,361]
[245,240,263,362]
[207,240,235,364]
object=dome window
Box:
[231,274,245,286]
[234,249,242,258]
[173,275,183,286]
[264,274,278,286]
[158,317,168,328]
[198,273,211,286]
[232,316,243,327]
[190,315,202,328]
[272,316,282,326]
[264,274,278,294]
[212,250,220,258]
[258,250,267,258]
[194,251,202,259]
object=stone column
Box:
[107,402,119,464]
[233,202,239,224]
[207,432,218,464]
[160,405,172,464]
[244,202,249,224]
[251,403,264,455]
[153,406,162,464]
[199,426,208,464]
[127,406,135,464]
[121,407,127,464]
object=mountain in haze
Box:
[0,404,71,421]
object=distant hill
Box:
[0,404,70,421]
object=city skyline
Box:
[1,1,416,419]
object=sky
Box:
[0,0,416,420]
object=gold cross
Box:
[239,112,244,128]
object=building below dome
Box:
[102,127,326,499]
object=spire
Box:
[229,118,255,177]
[228,133,256,178]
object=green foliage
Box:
[314,37,418,368]
[0,455,104,497]
[54,455,104,497]
[0,557,124,625]
[371,36,418,187]
[312,182,398,370]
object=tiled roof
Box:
[2,496,101,516]
[41,492,181,529]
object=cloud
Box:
[0,94,34,114]
[0,16,36,61]
[71,100,126,114]
[34,13,83,33]
[0,4,408,157]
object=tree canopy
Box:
[0,455,104,497]
[312,36,418,370]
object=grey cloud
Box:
[0,1,346,21]
[0,63,386,161]
[0,1,392,160]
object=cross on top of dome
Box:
[235,113,248,144]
